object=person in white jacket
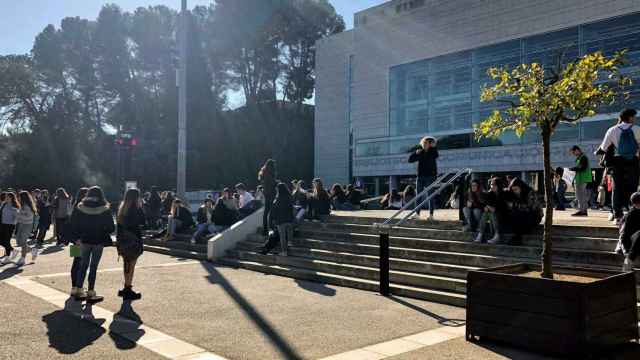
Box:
[0,192,19,265]
[15,191,38,266]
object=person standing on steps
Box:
[408,136,439,220]
[597,108,640,224]
[570,145,592,217]
[71,186,115,303]
[116,188,145,301]
[271,183,294,257]
[259,159,277,237]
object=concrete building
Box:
[315,0,640,195]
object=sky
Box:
[0,0,387,55]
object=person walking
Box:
[70,186,115,303]
[116,188,145,301]
[68,187,89,298]
[597,108,640,224]
[271,183,294,256]
[259,159,277,237]
[570,145,592,216]
[0,192,19,265]
[52,188,72,246]
[408,136,439,220]
[14,191,38,266]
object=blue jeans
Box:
[416,175,436,216]
[76,244,104,291]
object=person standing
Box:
[68,187,89,298]
[271,183,294,256]
[408,136,439,220]
[14,191,38,266]
[148,186,162,229]
[52,188,72,246]
[259,159,277,237]
[116,188,145,301]
[597,109,640,224]
[35,190,52,246]
[553,167,568,211]
[71,186,115,303]
[0,192,19,264]
[570,145,592,216]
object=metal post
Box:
[177,0,188,199]
[379,232,390,296]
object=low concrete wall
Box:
[207,207,264,261]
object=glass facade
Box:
[356,13,640,158]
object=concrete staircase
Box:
[219,215,639,311]
[143,233,208,261]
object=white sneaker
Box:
[474,233,483,243]
[0,256,9,265]
[608,213,615,221]
[31,248,38,261]
[427,214,435,221]
[488,234,501,244]
[190,238,196,245]
[15,257,25,266]
[411,213,421,219]
[622,257,635,272]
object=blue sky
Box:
[0,0,386,55]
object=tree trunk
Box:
[541,127,554,279]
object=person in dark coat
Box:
[346,184,363,210]
[621,192,640,271]
[475,177,508,244]
[148,186,162,228]
[165,199,194,240]
[505,178,543,245]
[309,178,331,221]
[212,198,235,229]
[35,189,52,246]
[116,188,146,301]
[70,186,115,302]
[408,136,439,220]
[270,183,294,256]
[259,159,277,236]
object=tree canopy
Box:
[0,1,345,197]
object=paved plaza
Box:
[0,218,638,360]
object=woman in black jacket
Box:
[259,159,277,236]
[271,183,294,256]
[212,198,235,229]
[71,186,115,303]
[116,188,146,301]
[35,189,52,246]
[165,199,195,240]
[310,179,331,220]
[68,187,88,299]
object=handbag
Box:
[69,244,81,257]
[449,192,460,209]
[116,229,144,261]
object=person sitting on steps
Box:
[620,192,640,271]
[475,177,508,244]
[463,180,485,234]
[191,198,216,244]
[164,199,195,241]
[505,178,543,245]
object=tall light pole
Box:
[177,0,187,199]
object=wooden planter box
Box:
[466,263,638,356]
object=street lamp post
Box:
[177,0,188,199]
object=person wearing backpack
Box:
[569,146,592,217]
[597,109,640,224]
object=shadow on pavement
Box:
[294,279,336,296]
[109,302,145,351]
[0,266,23,280]
[389,296,465,327]
[40,245,64,255]
[42,310,106,354]
[202,262,303,360]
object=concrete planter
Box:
[466,263,638,356]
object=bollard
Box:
[379,232,390,296]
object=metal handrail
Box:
[379,172,449,226]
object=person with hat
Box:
[408,136,439,220]
[620,192,640,271]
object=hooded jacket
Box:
[71,198,115,246]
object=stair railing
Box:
[373,168,472,296]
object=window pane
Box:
[581,120,616,141]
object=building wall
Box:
[314,31,353,186]
[315,0,640,183]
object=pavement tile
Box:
[320,348,386,360]
[175,352,229,360]
[363,338,424,357]
[144,338,206,359]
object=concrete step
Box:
[144,238,208,253]
[228,249,467,294]
[217,257,467,307]
[297,224,618,251]
[316,217,619,238]
[143,244,207,261]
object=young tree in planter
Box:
[476,51,631,279]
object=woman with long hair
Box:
[506,178,543,245]
[70,186,115,303]
[475,177,508,244]
[271,182,294,256]
[116,188,146,301]
[403,185,416,207]
[35,190,52,246]
[381,189,403,210]
[310,179,331,221]
[259,159,277,236]
[14,191,38,266]
[0,192,20,264]
[330,184,352,211]
[53,187,72,246]
[463,180,486,234]
[68,187,89,298]
[164,198,194,240]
